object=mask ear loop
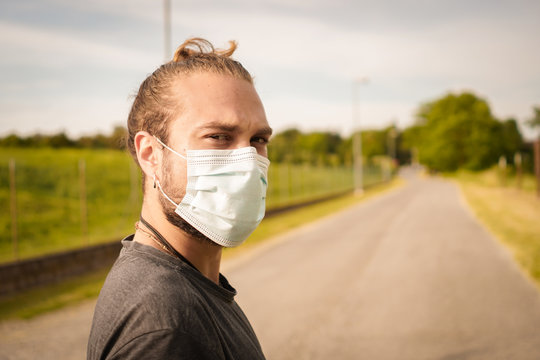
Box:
[154,177,180,208]
[152,137,185,207]
[154,136,187,160]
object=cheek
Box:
[163,155,188,197]
[256,145,268,158]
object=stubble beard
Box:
[158,157,221,248]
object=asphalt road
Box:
[227,170,540,359]
[2,171,540,359]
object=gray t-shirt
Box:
[87,236,265,360]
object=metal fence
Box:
[1,148,385,263]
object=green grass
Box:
[266,163,383,208]
[0,147,384,263]
[0,268,109,321]
[0,148,142,262]
[453,166,537,194]
[0,177,401,321]
[454,168,540,286]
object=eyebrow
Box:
[196,122,273,136]
[255,126,273,136]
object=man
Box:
[87,38,271,359]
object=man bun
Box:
[172,38,238,62]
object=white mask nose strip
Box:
[154,136,186,160]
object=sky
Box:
[1,0,539,140]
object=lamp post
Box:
[352,77,369,195]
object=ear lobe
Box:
[134,131,160,181]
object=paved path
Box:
[0,299,96,360]
[2,172,540,359]
[227,172,540,359]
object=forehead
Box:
[168,72,269,139]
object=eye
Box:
[251,136,269,145]
[208,134,230,141]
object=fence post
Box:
[514,152,522,190]
[535,139,540,198]
[300,163,306,198]
[498,156,507,187]
[9,158,18,261]
[279,163,289,204]
[286,162,292,200]
[79,159,89,244]
[383,158,391,182]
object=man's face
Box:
[157,72,272,239]
[169,72,270,151]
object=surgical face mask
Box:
[154,137,270,248]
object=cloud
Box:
[264,94,414,135]
[1,95,131,136]
[169,6,539,133]
[0,0,538,138]
[171,6,540,85]
[0,20,159,70]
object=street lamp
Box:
[352,77,369,195]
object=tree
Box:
[526,106,540,136]
[0,134,25,147]
[0,126,128,149]
[499,118,523,162]
[299,132,342,165]
[361,130,386,160]
[267,129,347,165]
[108,126,128,149]
[267,128,302,163]
[526,106,540,196]
[410,92,518,172]
[48,132,75,148]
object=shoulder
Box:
[95,241,210,324]
[89,241,220,358]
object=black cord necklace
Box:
[138,216,198,271]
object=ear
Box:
[134,131,162,188]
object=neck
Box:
[135,201,223,284]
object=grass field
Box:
[0,148,141,262]
[0,268,110,320]
[0,178,400,321]
[266,162,383,208]
[455,168,540,286]
[0,147,384,263]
